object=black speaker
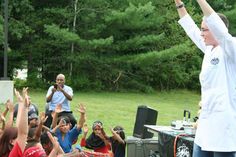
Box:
[133,105,158,139]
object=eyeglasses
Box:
[200,28,209,32]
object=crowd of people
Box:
[0,74,126,157]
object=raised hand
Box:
[23,87,30,107]
[15,88,24,103]
[0,114,6,123]
[6,99,14,112]
[15,87,30,108]
[78,103,86,114]
[77,103,86,129]
[110,127,116,135]
[39,112,48,124]
[110,127,125,144]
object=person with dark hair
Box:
[23,130,64,157]
[174,0,236,156]
[14,97,40,129]
[14,98,39,119]
[23,127,47,157]
[24,112,50,156]
[80,121,111,154]
[51,104,86,153]
[0,127,18,157]
[41,132,54,155]
[109,126,126,157]
[41,132,86,157]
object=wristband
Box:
[176,2,184,9]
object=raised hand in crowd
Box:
[0,113,6,136]
[5,99,14,128]
[2,99,14,117]
[110,127,125,144]
[77,103,86,129]
[0,99,14,130]
[34,112,48,141]
[9,88,30,157]
[51,104,63,129]
[40,112,48,124]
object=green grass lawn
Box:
[1,89,200,136]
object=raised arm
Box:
[14,88,30,153]
[80,124,88,147]
[77,103,86,130]
[175,0,206,52]
[174,0,188,18]
[34,112,48,141]
[110,127,125,144]
[2,100,9,117]
[196,0,236,59]
[47,131,65,157]
[5,100,14,128]
[51,118,64,133]
[196,0,214,17]
[0,114,6,131]
[51,104,63,129]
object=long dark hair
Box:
[0,127,18,157]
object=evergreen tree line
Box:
[1,0,236,92]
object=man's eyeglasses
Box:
[200,28,209,32]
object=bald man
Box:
[46,74,73,110]
[45,74,76,128]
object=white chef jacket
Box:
[179,13,236,151]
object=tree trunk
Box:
[70,0,79,77]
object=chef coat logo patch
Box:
[210,57,219,65]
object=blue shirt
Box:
[55,126,82,153]
[46,85,73,111]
